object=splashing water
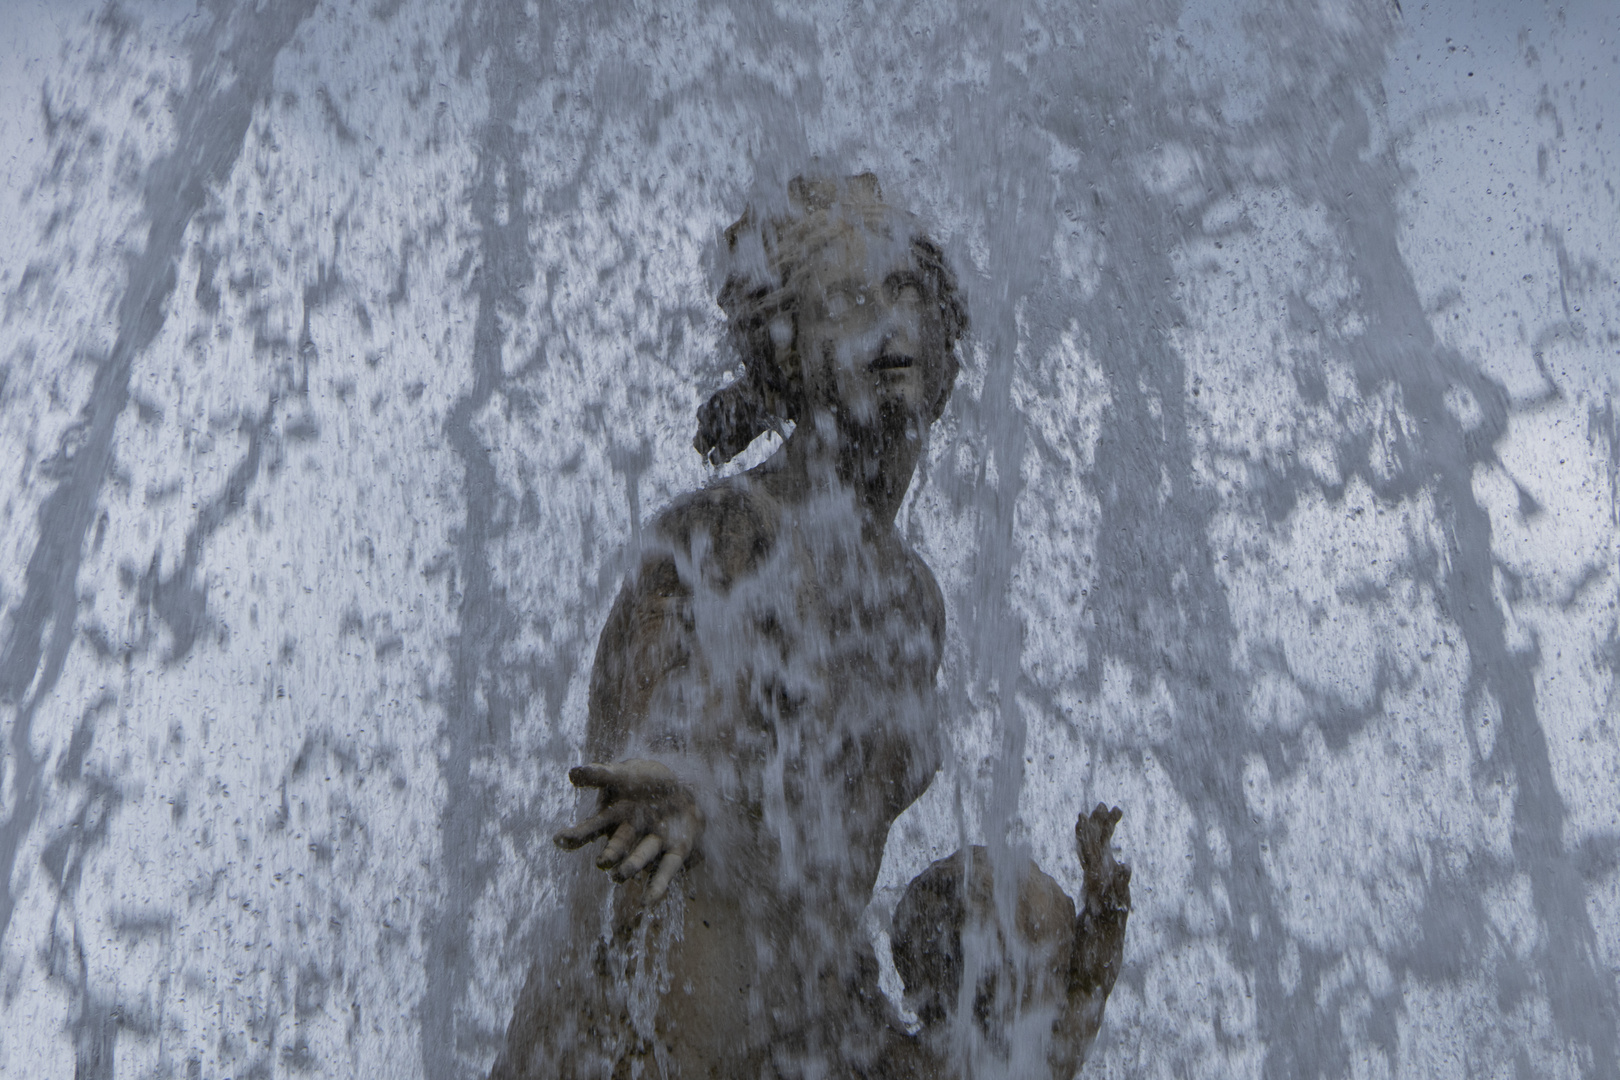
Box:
[0,0,1617,1077]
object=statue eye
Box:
[887,277,924,306]
[824,288,867,320]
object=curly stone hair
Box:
[695,174,969,466]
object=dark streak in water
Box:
[421,4,541,1076]
[1319,73,1620,1080]
[0,3,316,1075]
[1050,3,1618,1074]
[42,698,125,1080]
[121,250,343,666]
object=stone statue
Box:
[490,174,1130,1079]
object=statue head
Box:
[696,174,969,466]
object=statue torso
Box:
[584,474,946,1075]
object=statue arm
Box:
[885,807,1131,1079]
[553,554,705,905]
[1049,805,1132,1076]
[584,553,691,760]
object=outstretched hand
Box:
[554,759,703,905]
[1075,803,1131,917]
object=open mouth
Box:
[868,353,915,372]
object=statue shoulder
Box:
[903,546,947,658]
[648,479,778,586]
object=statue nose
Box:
[879,318,920,357]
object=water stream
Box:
[1,1,1617,1077]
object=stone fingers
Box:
[633,815,696,902]
[571,759,681,798]
[614,834,667,881]
[553,803,630,849]
[598,820,641,869]
[568,763,619,789]
[1075,807,1101,862]
[1104,863,1132,911]
[557,761,700,904]
[1076,803,1122,863]
[645,847,688,905]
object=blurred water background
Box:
[1,0,1617,1076]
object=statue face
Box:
[791,226,950,431]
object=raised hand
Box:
[1069,803,1130,1011]
[553,759,703,905]
[1075,803,1131,917]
